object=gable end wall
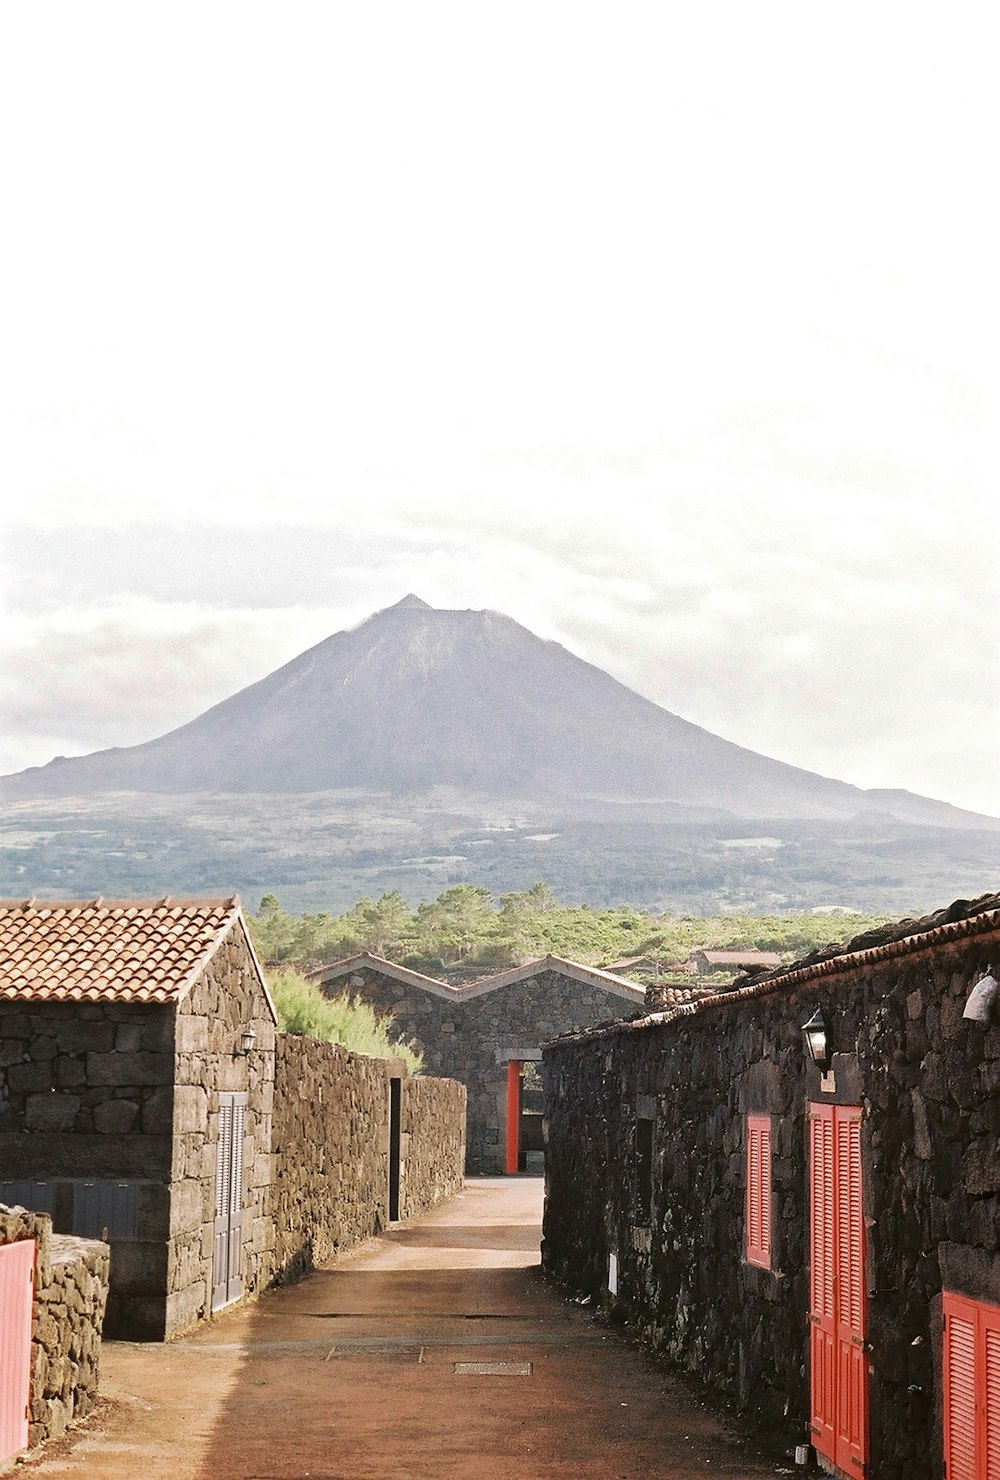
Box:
[328,966,639,1173]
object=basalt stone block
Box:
[92,1098,140,1134]
[962,1138,1000,1196]
[172,1084,208,1133]
[57,1021,117,1054]
[115,1023,143,1053]
[86,1051,172,1087]
[25,1092,82,1132]
[9,1060,54,1093]
[141,1086,173,1134]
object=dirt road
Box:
[23,1178,793,1479]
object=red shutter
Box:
[746,1115,772,1269]
[810,1105,837,1460]
[986,1316,1000,1480]
[943,1291,1000,1480]
[834,1112,867,1477]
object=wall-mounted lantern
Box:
[963,972,999,1024]
[801,1008,830,1071]
[238,1025,257,1055]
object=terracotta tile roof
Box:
[0,896,243,1005]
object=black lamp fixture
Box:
[238,1025,257,1055]
[801,1008,830,1071]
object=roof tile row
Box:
[0,897,241,1005]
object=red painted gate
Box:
[0,1238,35,1464]
[212,1092,246,1311]
[809,1102,867,1479]
[505,1061,521,1175]
[942,1290,1000,1479]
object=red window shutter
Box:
[834,1113,867,1476]
[809,1105,837,1462]
[943,1291,1000,1480]
[985,1315,1000,1480]
[746,1115,772,1268]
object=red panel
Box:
[505,1061,521,1175]
[809,1104,867,1477]
[746,1116,771,1268]
[810,1105,836,1460]
[944,1294,981,1480]
[0,1239,35,1465]
[835,1113,867,1478]
[943,1291,1000,1480]
[985,1318,1000,1480]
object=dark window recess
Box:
[0,1179,139,1239]
[72,1180,139,1240]
[0,1180,56,1217]
[636,1118,653,1221]
[388,1078,401,1222]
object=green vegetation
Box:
[267,966,423,1075]
[249,885,892,981]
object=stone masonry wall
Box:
[167,921,276,1338]
[0,999,173,1338]
[267,1037,466,1284]
[268,1035,390,1283]
[330,966,639,1173]
[1,1203,109,1457]
[542,926,1000,1480]
[398,1074,466,1219]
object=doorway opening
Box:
[388,1076,401,1222]
[505,1060,545,1174]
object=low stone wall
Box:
[1,1203,109,1458]
[267,1036,465,1285]
[399,1074,466,1219]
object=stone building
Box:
[1,897,469,1348]
[0,896,277,1338]
[313,953,646,1174]
[542,892,1000,1480]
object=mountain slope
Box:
[2,596,995,829]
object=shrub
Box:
[268,967,423,1075]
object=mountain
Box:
[2,595,996,830]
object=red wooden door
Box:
[0,1239,35,1464]
[943,1291,1000,1480]
[505,1061,521,1175]
[810,1103,867,1479]
[212,1093,246,1311]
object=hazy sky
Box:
[2,5,997,816]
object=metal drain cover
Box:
[453,1360,533,1376]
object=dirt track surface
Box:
[22,1178,792,1479]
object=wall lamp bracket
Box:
[801,1009,830,1072]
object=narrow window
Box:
[943,1290,1000,1480]
[746,1114,772,1269]
[636,1117,653,1222]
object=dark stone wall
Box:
[267,1036,466,1283]
[0,999,174,1338]
[542,929,1000,1480]
[326,965,639,1173]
